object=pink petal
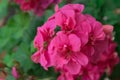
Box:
[55,4,59,12]
[69,34,81,52]
[55,12,66,27]
[61,4,84,13]
[65,60,81,74]
[34,27,44,49]
[54,54,68,68]
[57,72,74,80]
[72,53,88,66]
[31,51,40,63]
[56,31,69,45]
[103,25,113,34]
[69,4,84,12]
[61,10,76,26]
[39,52,48,70]
[92,21,105,40]
[91,39,108,63]
[82,45,95,56]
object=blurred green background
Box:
[0,0,120,80]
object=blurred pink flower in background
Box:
[12,66,19,79]
[15,0,61,16]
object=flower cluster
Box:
[31,4,119,80]
[15,0,61,16]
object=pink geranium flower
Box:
[48,31,88,74]
[54,4,84,31]
[31,4,119,80]
[31,19,56,70]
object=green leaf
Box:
[13,43,33,72]
[6,75,15,80]
[3,54,14,67]
[30,40,36,53]
[0,0,8,19]
[54,26,61,33]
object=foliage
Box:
[0,0,120,80]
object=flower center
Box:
[43,41,48,49]
[58,44,72,59]
[88,34,95,45]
